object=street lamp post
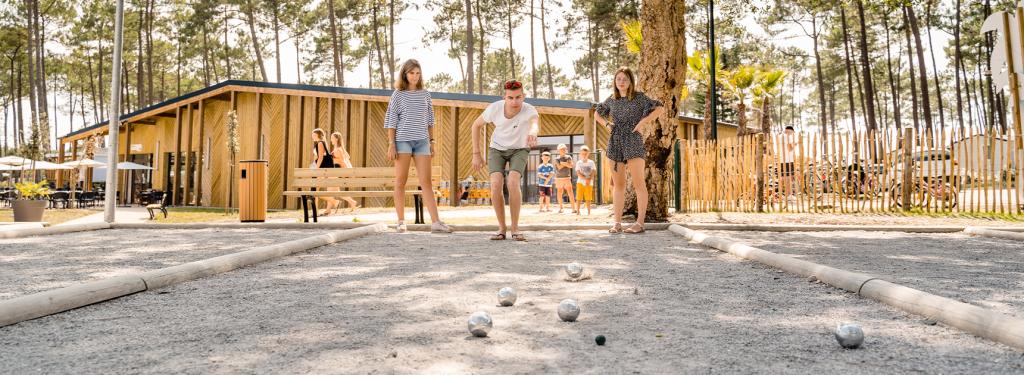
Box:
[104,0,125,223]
[709,0,718,140]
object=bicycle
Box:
[890,176,959,209]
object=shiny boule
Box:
[497,287,518,306]
[468,311,493,337]
[835,323,864,349]
[557,299,581,322]
[564,262,584,279]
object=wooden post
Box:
[283,95,291,209]
[450,107,461,207]
[184,104,194,206]
[902,127,914,211]
[56,140,65,188]
[172,106,183,205]
[584,109,595,150]
[123,123,133,204]
[195,99,206,206]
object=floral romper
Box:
[596,92,663,167]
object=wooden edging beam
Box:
[668,224,1024,351]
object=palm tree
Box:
[751,68,785,212]
[721,65,757,137]
[686,49,723,140]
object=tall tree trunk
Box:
[540,0,554,98]
[224,11,231,80]
[25,0,39,145]
[529,0,538,97]
[812,17,828,156]
[137,2,145,109]
[475,0,485,94]
[904,7,920,132]
[883,11,901,131]
[954,0,965,136]
[272,0,282,83]
[245,1,269,82]
[147,0,154,102]
[924,1,945,130]
[98,40,105,120]
[372,1,387,88]
[15,61,24,146]
[506,0,516,80]
[34,0,50,151]
[906,4,932,133]
[201,27,212,86]
[465,0,474,94]
[87,52,99,124]
[176,39,182,95]
[388,0,395,81]
[628,0,685,221]
[856,0,877,133]
[294,34,303,84]
[328,0,342,86]
[840,6,857,132]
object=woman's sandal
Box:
[490,233,507,241]
[608,223,623,233]
[624,223,645,234]
[511,233,527,241]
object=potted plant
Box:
[13,179,51,222]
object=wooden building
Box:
[57,80,602,209]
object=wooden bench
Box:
[283,167,442,223]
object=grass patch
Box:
[0,208,99,225]
[151,207,301,223]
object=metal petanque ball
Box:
[558,299,581,322]
[564,262,584,279]
[835,323,865,349]
[497,287,518,306]
[468,311,493,337]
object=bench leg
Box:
[147,208,155,220]
[161,207,167,218]
[414,194,424,224]
[311,196,319,223]
[301,196,310,223]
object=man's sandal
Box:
[511,233,527,241]
[624,223,645,234]
[490,233,507,240]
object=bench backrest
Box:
[291,167,442,190]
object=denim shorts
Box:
[395,139,431,156]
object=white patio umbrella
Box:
[116,161,153,205]
[0,156,34,166]
[61,158,106,168]
[24,161,72,170]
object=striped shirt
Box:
[384,90,435,142]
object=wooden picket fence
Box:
[677,128,1024,215]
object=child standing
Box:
[575,146,596,215]
[537,151,555,212]
[554,143,578,214]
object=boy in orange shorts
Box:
[575,146,596,215]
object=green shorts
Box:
[487,148,530,176]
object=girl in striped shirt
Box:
[384,59,452,233]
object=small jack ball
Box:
[595,335,606,346]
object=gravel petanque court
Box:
[702,231,1024,320]
[0,229,324,300]
[1,230,1023,374]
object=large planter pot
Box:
[12,199,47,222]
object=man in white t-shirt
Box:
[471,80,539,241]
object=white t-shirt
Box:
[482,101,539,150]
[575,159,596,185]
[782,133,797,163]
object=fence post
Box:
[674,140,681,212]
[902,127,914,211]
[755,133,765,212]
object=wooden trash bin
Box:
[238,160,268,222]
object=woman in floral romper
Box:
[595,67,665,234]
